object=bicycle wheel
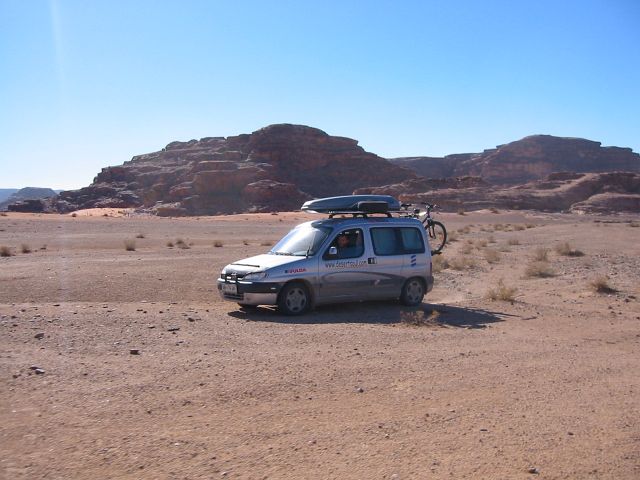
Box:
[426,220,447,255]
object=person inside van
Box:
[334,231,363,259]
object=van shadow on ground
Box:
[228,301,510,327]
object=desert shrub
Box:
[532,247,549,261]
[175,238,190,249]
[124,239,136,251]
[487,235,496,244]
[589,276,616,294]
[166,241,174,248]
[525,260,555,278]
[260,241,273,247]
[629,221,639,228]
[135,233,146,239]
[513,224,526,231]
[457,226,471,235]
[213,240,224,248]
[525,223,536,229]
[432,255,449,272]
[475,239,488,248]
[449,255,477,270]
[0,212,7,217]
[242,239,250,246]
[400,309,441,327]
[446,230,458,243]
[484,248,501,264]
[459,242,474,255]
[493,224,505,231]
[555,242,584,257]
[0,246,12,257]
[489,207,500,214]
[507,238,520,246]
[71,212,77,218]
[457,209,466,216]
[40,245,47,251]
[21,244,31,254]
[487,279,518,302]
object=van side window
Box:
[323,229,364,259]
[371,227,425,256]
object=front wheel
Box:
[400,278,425,306]
[277,282,311,315]
[426,220,447,255]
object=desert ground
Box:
[1,209,639,479]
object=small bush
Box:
[513,224,526,231]
[135,233,146,239]
[525,260,555,278]
[489,207,500,214]
[71,212,77,218]
[555,242,584,257]
[457,226,471,235]
[457,209,466,216]
[475,239,488,248]
[40,245,47,251]
[449,255,477,271]
[400,309,441,327]
[532,247,549,262]
[260,241,273,247]
[124,239,136,251]
[166,241,174,248]
[21,244,31,254]
[175,238,190,249]
[507,238,520,246]
[629,221,639,228]
[459,242,474,255]
[242,239,250,246]
[487,279,518,302]
[493,224,505,231]
[0,246,12,257]
[487,235,496,244]
[432,255,449,272]
[447,230,458,243]
[213,240,224,248]
[0,212,7,217]
[589,276,616,294]
[484,248,501,264]
[525,223,536,229]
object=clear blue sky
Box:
[1,0,639,189]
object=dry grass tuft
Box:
[532,247,549,261]
[457,209,466,216]
[432,255,449,272]
[489,207,500,214]
[135,233,146,239]
[21,244,31,254]
[457,226,471,234]
[0,245,12,257]
[507,238,520,246]
[459,242,474,255]
[446,230,458,243]
[589,276,617,294]
[175,238,190,249]
[124,239,136,251]
[213,240,224,248]
[449,255,477,270]
[554,242,584,257]
[487,235,496,244]
[475,239,488,248]
[525,260,555,278]
[400,309,442,327]
[166,241,174,248]
[242,239,250,246]
[487,279,518,302]
[629,221,640,228]
[513,224,526,231]
[260,240,273,247]
[483,248,501,264]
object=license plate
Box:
[221,283,237,294]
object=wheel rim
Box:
[406,280,424,303]
[285,287,307,313]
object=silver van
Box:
[217,196,434,315]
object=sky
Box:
[1,0,639,190]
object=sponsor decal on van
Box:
[285,267,307,274]
[324,260,368,269]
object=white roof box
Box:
[301,195,401,214]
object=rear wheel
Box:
[277,282,311,315]
[426,220,447,255]
[400,278,425,306]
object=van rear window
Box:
[370,227,425,256]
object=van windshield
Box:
[269,225,331,256]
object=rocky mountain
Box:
[390,135,640,185]
[1,187,58,211]
[0,189,19,203]
[49,124,416,216]
[356,172,640,213]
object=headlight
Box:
[243,271,267,281]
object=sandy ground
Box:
[1,209,639,479]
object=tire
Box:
[426,220,447,255]
[400,277,425,306]
[277,282,311,315]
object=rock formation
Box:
[50,124,416,215]
[390,135,640,185]
[2,187,58,212]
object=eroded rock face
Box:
[357,172,640,213]
[52,124,415,215]
[391,135,640,185]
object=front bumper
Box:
[217,279,283,305]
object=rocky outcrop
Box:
[390,135,640,185]
[2,187,58,211]
[357,172,640,213]
[51,124,416,215]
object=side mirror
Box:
[329,246,338,256]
